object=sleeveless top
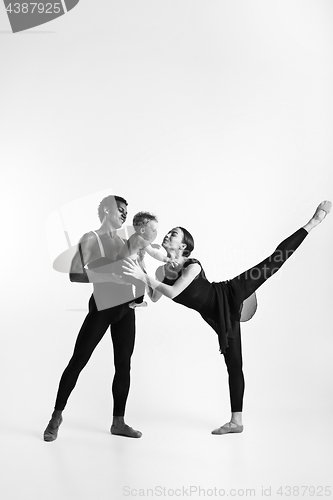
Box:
[87,231,135,310]
[162,258,257,354]
[91,230,106,258]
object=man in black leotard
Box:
[43,195,142,441]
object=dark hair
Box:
[97,195,128,222]
[178,226,194,257]
[133,211,158,228]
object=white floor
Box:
[2,407,332,500]
[2,302,332,500]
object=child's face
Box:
[141,220,158,243]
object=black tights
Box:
[54,296,135,416]
[224,227,308,412]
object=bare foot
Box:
[303,200,331,232]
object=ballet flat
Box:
[43,416,63,442]
[314,200,332,218]
[110,424,142,438]
[211,422,244,435]
[129,301,148,309]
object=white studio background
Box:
[0,1,332,500]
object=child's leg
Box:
[231,228,308,303]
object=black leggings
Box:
[54,296,135,416]
[224,227,308,412]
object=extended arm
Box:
[123,259,201,300]
[145,244,169,262]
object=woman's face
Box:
[162,227,185,253]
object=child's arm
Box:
[117,233,144,259]
[145,244,173,263]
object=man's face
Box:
[116,202,127,227]
[108,201,127,229]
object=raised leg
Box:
[213,201,331,436]
[231,228,308,305]
[231,200,331,304]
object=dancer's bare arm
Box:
[123,259,200,300]
[145,245,170,263]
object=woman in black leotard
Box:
[123,201,331,435]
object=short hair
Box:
[133,211,158,228]
[97,195,128,222]
[178,226,194,257]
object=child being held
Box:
[117,211,175,309]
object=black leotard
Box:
[162,227,308,354]
[163,258,248,354]
[160,228,308,412]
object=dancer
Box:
[44,195,142,441]
[117,211,177,309]
[123,201,331,435]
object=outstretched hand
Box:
[122,258,146,281]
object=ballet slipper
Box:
[110,423,142,438]
[43,415,63,442]
[313,200,332,221]
[211,422,244,435]
[128,301,148,309]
